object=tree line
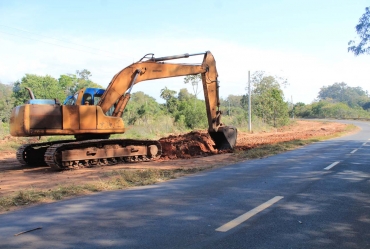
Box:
[293,82,370,119]
[0,70,291,131]
[0,69,103,123]
[1,69,369,135]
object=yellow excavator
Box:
[10,51,237,170]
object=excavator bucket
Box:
[209,126,238,150]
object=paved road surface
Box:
[0,120,369,248]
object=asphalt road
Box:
[0,120,369,249]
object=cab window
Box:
[83,93,93,105]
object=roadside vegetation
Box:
[0,168,206,213]
[292,82,370,119]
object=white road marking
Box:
[324,161,340,170]
[215,196,284,232]
[350,149,358,154]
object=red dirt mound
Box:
[158,121,350,160]
[159,131,218,160]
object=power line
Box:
[0,25,133,60]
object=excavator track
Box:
[44,139,162,170]
[16,140,75,166]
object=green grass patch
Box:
[235,139,320,160]
[0,168,207,213]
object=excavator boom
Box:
[98,51,237,149]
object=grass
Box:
[234,139,320,160]
[0,123,358,213]
[0,168,207,213]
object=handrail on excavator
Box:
[138,52,206,62]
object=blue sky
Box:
[1,0,370,104]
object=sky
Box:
[0,0,370,104]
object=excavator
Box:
[10,51,237,170]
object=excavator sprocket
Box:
[44,139,162,170]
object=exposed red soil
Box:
[159,131,218,160]
[0,120,351,198]
[158,120,349,158]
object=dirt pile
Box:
[159,131,218,160]
[158,121,350,158]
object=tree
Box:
[184,74,202,97]
[226,95,243,108]
[250,71,289,127]
[122,91,163,125]
[76,69,92,80]
[318,82,370,108]
[0,82,14,122]
[12,74,66,106]
[59,69,103,96]
[178,88,193,101]
[220,95,243,116]
[175,99,207,129]
[184,74,202,110]
[58,74,77,96]
[290,102,307,118]
[363,100,370,110]
[240,94,249,109]
[348,6,370,56]
[160,87,177,101]
[160,87,177,112]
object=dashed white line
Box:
[324,161,340,170]
[350,149,358,154]
[215,196,284,232]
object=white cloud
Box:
[1,35,370,105]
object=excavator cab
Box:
[63,88,116,116]
[63,88,105,106]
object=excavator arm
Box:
[98,51,237,149]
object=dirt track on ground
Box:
[0,120,350,197]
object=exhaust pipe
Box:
[25,87,35,99]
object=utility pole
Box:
[291,95,294,119]
[248,71,252,132]
[228,100,231,116]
